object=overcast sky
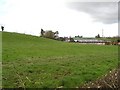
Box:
[0,0,119,37]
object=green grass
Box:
[2,31,118,88]
[0,32,2,88]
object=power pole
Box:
[102,29,104,38]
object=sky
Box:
[0,0,119,37]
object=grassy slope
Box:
[0,32,2,88]
[2,32,118,88]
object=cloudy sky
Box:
[0,0,119,37]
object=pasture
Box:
[2,32,118,88]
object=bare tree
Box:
[54,31,59,39]
[40,28,45,37]
[44,30,55,39]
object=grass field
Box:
[2,32,118,88]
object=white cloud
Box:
[66,2,118,24]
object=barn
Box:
[73,38,111,45]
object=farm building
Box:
[63,37,120,45]
[73,38,111,45]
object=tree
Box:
[1,26,4,31]
[54,31,59,35]
[95,34,100,38]
[40,28,45,37]
[44,30,55,39]
[58,37,65,41]
[117,39,120,42]
[54,31,59,39]
[69,37,74,42]
[41,30,59,39]
[75,35,82,38]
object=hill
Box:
[2,32,118,88]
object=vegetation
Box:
[40,29,59,39]
[1,26,4,32]
[95,34,100,38]
[2,32,118,88]
[69,37,74,42]
[44,30,55,39]
[40,28,45,37]
[97,36,119,42]
[75,35,83,38]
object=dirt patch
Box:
[80,68,120,89]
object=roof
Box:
[73,38,110,43]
